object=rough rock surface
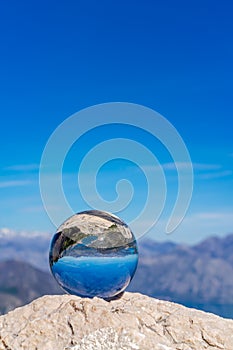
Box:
[0,292,232,350]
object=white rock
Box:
[0,292,232,350]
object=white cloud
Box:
[0,180,33,188]
[195,212,233,221]
[162,162,221,171]
[198,170,233,180]
[140,162,221,172]
[0,227,51,238]
[192,163,222,171]
[138,163,191,172]
[4,164,39,171]
[143,162,232,181]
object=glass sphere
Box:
[49,210,138,299]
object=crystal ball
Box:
[49,210,138,299]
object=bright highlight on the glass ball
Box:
[49,210,138,299]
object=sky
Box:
[0,0,232,244]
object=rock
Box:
[0,292,232,350]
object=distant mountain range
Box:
[130,235,233,304]
[0,229,233,318]
[128,234,233,318]
[0,228,51,271]
[0,260,62,314]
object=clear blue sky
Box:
[0,0,232,243]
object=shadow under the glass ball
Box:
[104,291,125,301]
[57,281,126,301]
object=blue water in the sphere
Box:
[52,254,138,298]
[49,210,138,299]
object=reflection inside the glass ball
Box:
[49,210,138,299]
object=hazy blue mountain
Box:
[0,260,62,314]
[127,234,233,318]
[0,229,51,271]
